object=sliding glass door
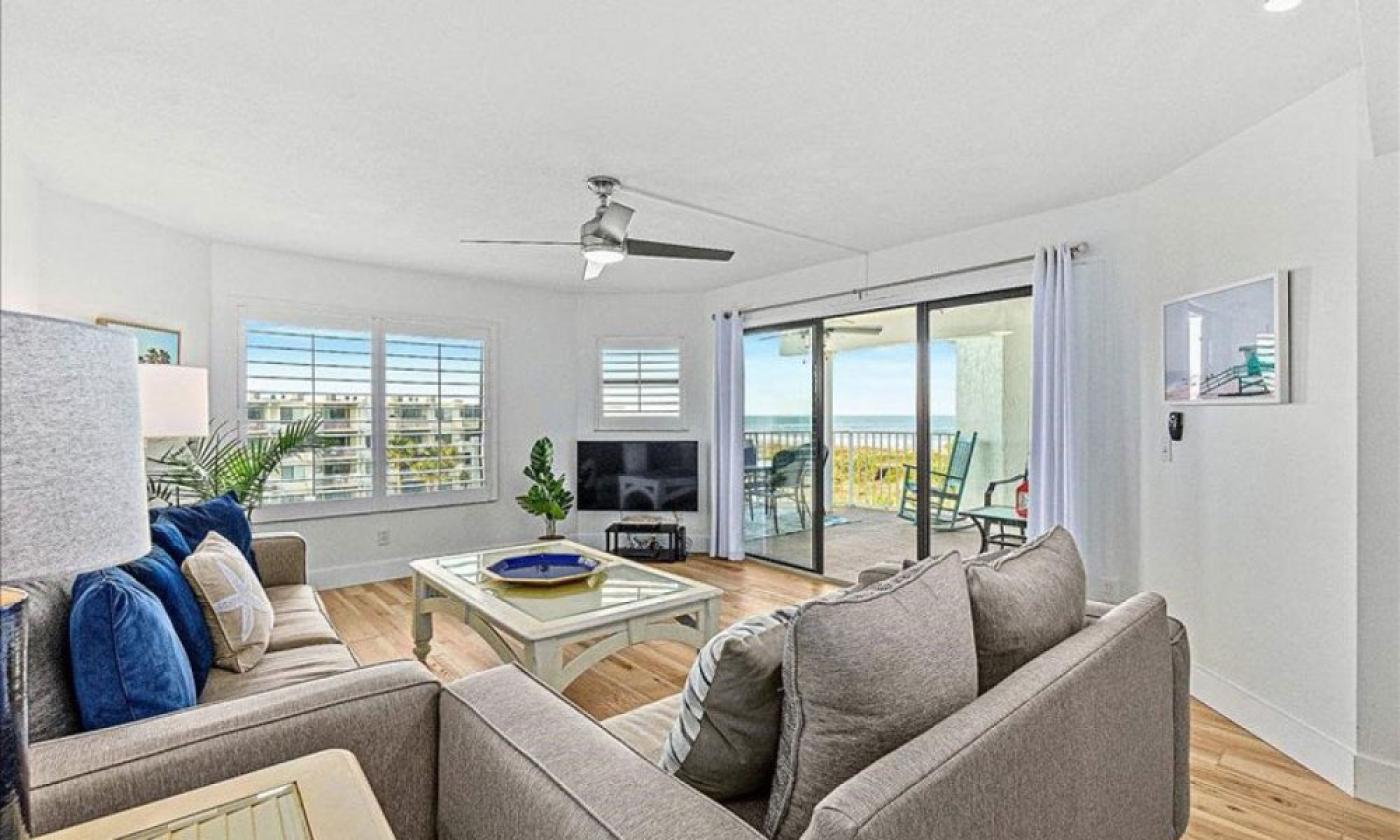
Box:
[924,291,1034,560]
[743,324,821,571]
[821,307,918,582]
[740,288,1032,579]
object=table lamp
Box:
[1,311,150,840]
[138,364,209,440]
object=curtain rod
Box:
[737,242,1088,318]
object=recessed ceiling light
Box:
[1263,0,1302,12]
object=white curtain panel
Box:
[1028,243,1081,540]
[709,312,746,561]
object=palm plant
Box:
[515,437,573,538]
[148,417,323,518]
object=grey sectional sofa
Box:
[439,591,1192,840]
[23,532,442,840]
[27,532,1190,840]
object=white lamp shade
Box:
[1,311,151,581]
[139,365,209,439]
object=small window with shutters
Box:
[597,338,685,430]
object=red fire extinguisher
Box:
[1015,476,1030,519]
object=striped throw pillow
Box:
[661,606,798,800]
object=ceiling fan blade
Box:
[459,239,577,246]
[596,202,634,242]
[583,260,605,281]
[625,239,734,261]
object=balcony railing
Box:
[743,429,956,511]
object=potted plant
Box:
[516,437,573,540]
[147,418,323,520]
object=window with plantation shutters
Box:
[238,306,497,519]
[597,340,685,430]
[244,321,375,504]
[385,333,486,494]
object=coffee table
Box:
[410,540,722,691]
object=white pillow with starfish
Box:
[182,531,274,673]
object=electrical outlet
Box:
[376,529,391,547]
[1159,439,1173,463]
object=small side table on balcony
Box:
[962,506,1028,554]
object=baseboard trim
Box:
[1355,751,1400,811]
[309,532,715,590]
[310,557,415,589]
[1192,664,1356,794]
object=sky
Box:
[743,333,957,417]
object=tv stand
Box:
[605,520,687,563]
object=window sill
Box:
[593,420,690,433]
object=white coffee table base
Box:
[412,570,720,691]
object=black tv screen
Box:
[576,441,699,512]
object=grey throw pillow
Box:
[661,606,797,800]
[764,553,977,840]
[964,525,1087,693]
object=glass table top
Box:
[430,544,698,623]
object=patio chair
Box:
[896,431,978,531]
[979,470,1029,550]
[766,444,812,533]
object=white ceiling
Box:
[1,1,1362,292]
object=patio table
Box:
[962,505,1028,554]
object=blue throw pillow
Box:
[122,544,215,693]
[69,569,196,731]
[155,492,258,578]
[149,520,192,565]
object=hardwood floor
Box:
[320,556,1400,840]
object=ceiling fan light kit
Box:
[459,175,735,281]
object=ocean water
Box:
[745,414,956,434]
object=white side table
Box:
[37,749,394,840]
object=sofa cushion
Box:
[659,606,796,800]
[155,492,258,578]
[268,604,341,652]
[14,578,80,742]
[265,584,338,652]
[765,553,977,840]
[123,543,215,692]
[963,525,1086,694]
[265,584,323,616]
[69,569,197,731]
[198,643,358,705]
[604,693,680,764]
[182,532,273,673]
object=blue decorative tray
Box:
[482,552,602,586]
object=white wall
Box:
[1135,72,1362,792]
[571,291,713,552]
[0,153,213,364]
[0,147,42,311]
[1355,148,1399,806]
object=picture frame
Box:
[97,317,182,365]
[1163,271,1289,405]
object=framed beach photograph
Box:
[97,317,182,364]
[1163,271,1288,405]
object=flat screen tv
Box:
[576,441,699,512]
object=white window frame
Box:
[594,336,687,432]
[235,301,499,522]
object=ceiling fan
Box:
[459,176,735,281]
